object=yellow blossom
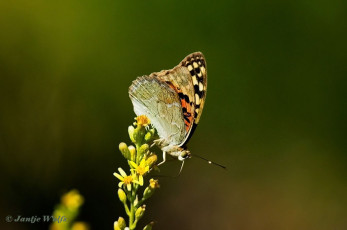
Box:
[114,167,139,191]
[129,159,149,186]
[136,115,150,126]
[149,179,160,189]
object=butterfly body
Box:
[129,52,207,162]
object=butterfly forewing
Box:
[129,52,207,148]
[150,52,207,146]
[179,52,207,125]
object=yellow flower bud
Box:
[150,128,155,135]
[135,205,146,220]
[114,217,126,230]
[128,145,136,161]
[144,132,153,142]
[119,142,130,159]
[145,154,157,168]
[118,189,126,203]
[146,128,156,143]
[143,187,154,199]
[114,222,120,230]
[128,126,135,143]
[143,179,159,199]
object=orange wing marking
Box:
[165,81,193,132]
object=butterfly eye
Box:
[179,150,191,161]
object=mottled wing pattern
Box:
[151,52,207,146]
[179,52,207,125]
[150,66,195,133]
[129,76,186,146]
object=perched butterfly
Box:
[129,52,207,165]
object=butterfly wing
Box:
[181,52,207,125]
[129,76,186,146]
[151,66,196,134]
[151,52,207,146]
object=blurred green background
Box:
[1,0,346,229]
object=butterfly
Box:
[129,52,207,165]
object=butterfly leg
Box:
[150,141,157,148]
[177,160,185,177]
[156,151,167,166]
[151,138,164,148]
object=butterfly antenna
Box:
[193,154,227,170]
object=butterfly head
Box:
[162,145,191,161]
[178,148,191,161]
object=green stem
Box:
[136,197,146,209]
[129,184,139,229]
[136,144,141,164]
[124,203,130,216]
[129,201,135,230]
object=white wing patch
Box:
[129,76,186,146]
